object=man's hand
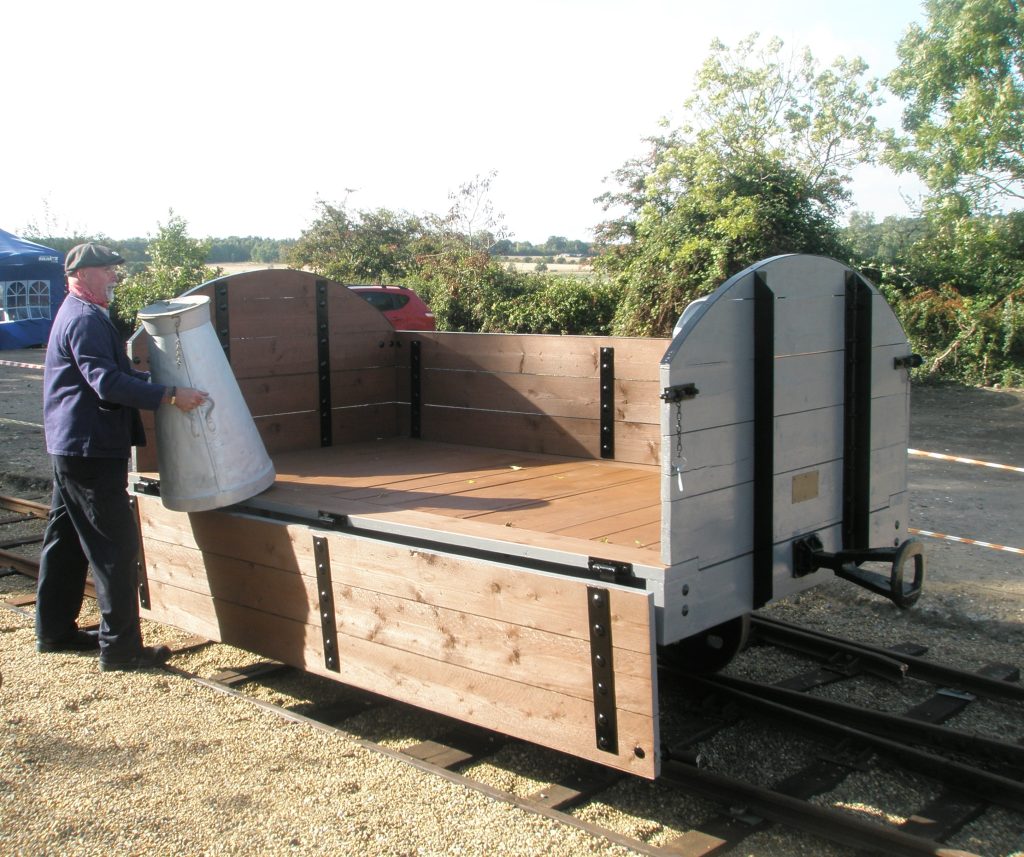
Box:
[165,386,210,412]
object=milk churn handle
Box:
[188,397,217,437]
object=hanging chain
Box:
[673,399,686,492]
[674,399,683,460]
[174,316,183,368]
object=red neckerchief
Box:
[68,279,109,309]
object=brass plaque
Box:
[791,470,819,504]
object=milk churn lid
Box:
[138,295,211,320]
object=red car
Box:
[348,285,436,330]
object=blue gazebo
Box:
[0,228,65,349]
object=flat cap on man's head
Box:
[65,243,127,274]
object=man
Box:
[36,242,206,671]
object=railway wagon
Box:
[127,254,924,780]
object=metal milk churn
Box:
[138,295,275,512]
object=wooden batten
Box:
[136,495,660,777]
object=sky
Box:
[5,0,929,244]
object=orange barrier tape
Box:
[910,528,1024,555]
[0,359,44,370]
[909,448,1024,474]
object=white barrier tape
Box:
[910,527,1024,555]
[0,417,43,429]
[0,359,44,370]
[909,448,1024,474]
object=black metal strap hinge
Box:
[128,495,150,610]
[316,279,332,447]
[599,347,615,459]
[752,271,775,609]
[312,536,341,672]
[215,279,231,360]
[587,585,619,755]
[410,339,422,438]
[660,383,699,402]
[894,354,923,369]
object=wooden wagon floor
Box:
[244,438,663,560]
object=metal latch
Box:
[132,477,161,497]
[588,558,634,586]
[894,354,923,369]
[660,383,699,402]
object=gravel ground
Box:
[1,349,1023,856]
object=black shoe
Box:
[37,629,101,653]
[99,645,172,673]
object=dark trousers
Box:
[35,455,143,655]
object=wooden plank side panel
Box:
[420,370,661,425]
[238,373,319,418]
[150,577,658,776]
[141,538,655,715]
[255,410,320,454]
[419,407,659,465]
[330,333,405,373]
[229,335,317,379]
[331,366,399,407]
[664,442,909,570]
[136,497,659,776]
[136,498,654,650]
[409,332,669,380]
[331,403,400,443]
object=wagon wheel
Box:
[659,614,751,674]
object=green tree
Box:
[111,211,222,335]
[886,0,1024,211]
[596,34,879,336]
[405,172,520,331]
[287,199,424,283]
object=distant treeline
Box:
[492,237,593,257]
[105,236,298,266]
[59,235,591,265]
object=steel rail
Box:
[0,494,49,519]
[687,674,1024,814]
[708,673,1024,770]
[751,615,1024,702]
[659,757,977,857]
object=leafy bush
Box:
[110,213,222,338]
[854,213,1024,387]
[487,276,621,335]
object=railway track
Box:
[3,494,1021,857]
